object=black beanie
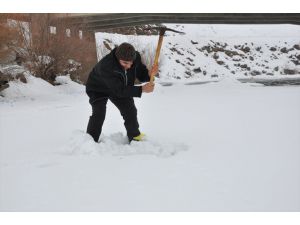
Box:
[115,43,136,61]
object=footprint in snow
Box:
[62,130,188,158]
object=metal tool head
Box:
[143,26,185,36]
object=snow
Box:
[0,64,27,78]
[64,131,188,157]
[37,55,53,65]
[1,24,300,211]
[0,73,83,102]
[96,24,300,82]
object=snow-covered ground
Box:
[0,24,300,211]
[1,73,300,211]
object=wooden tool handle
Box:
[150,35,164,84]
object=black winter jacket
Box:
[86,48,150,100]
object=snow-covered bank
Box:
[0,72,84,102]
[96,24,300,82]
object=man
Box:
[86,42,157,143]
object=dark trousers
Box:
[86,97,140,142]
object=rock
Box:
[186,57,194,62]
[175,59,181,64]
[203,70,207,76]
[280,47,289,53]
[255,47,262,52]
[0,72,10,93]
[274,66,279,72]
[201,46,213,53]
[251,70,261,76]
[212,47,224,52]
[283,69,296,75]
[225,50,240,57]
[170,47,184,56]
[249,56,254,61]
[216,60,225,65]
[240,64,248,69]
[211,74,218,78]
[292,60,300,65]
[240,46,251,53]
[185,71,192,77]
[16,74,27,83]
[0,83,9,93]
[188,51,196,56]
[270,47,277,51]
[193,67,202,73]
[213,53,219,60]
[191,40,198,45]
[294,44,300,50]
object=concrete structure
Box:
[57,13,300,31]
[7,13,300,49]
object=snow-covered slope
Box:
[96,24,300,81]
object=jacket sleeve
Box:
[135,52,150,83]
[100,66,143,98]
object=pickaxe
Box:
[144,27,185,84]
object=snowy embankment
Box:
[0,24,300,211]
[97,24,300,83]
